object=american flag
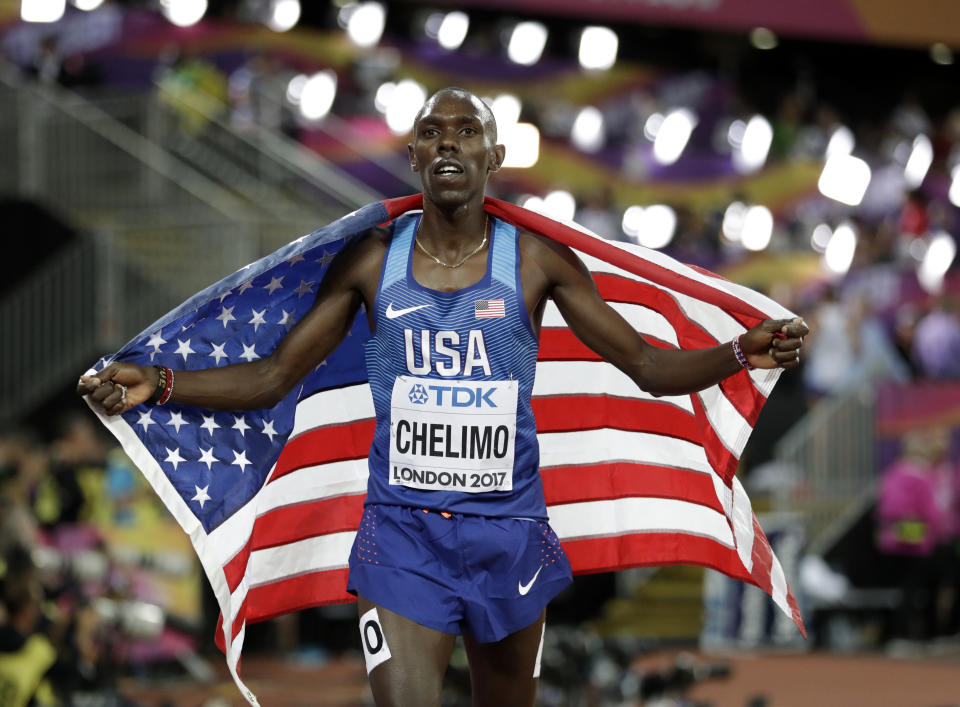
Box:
[474,298,505,318]
[85,195,804,705]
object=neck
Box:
[418,196,487,247]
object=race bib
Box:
[389,375,518,493]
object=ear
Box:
[488,144,506,173]
[407,143,419,172]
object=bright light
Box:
[904,134,933,188]
[286,73,308,105]
[825,125,854,158]
[824,222,857,276]
[345,2,385,47]
[385,79,426,135]
[629,205,677,249]
[542,190,576,222]
[571,106,604,152]
[918,231,957,293]
[491,94,521,130]
[22,0,65,22]
[741,205,774,251]
[621,206,645,238]
[437,11,469,50]
[930,42,954,66]
[950,165,960,208]
[733,114,773,173]
[374,81,395,113]
[721,201,747,243]
[501,123,540,168]
[521,195,545,213]
[810,223,832,253]
[652,108,696,165]
[818,153,871,206]
[578,26,618,71]
[72,0,104,10]
[508,21,547,66]
[727,119,746,148]
[299,71,337,121]
[268,0,300,32]
[161,0,207,27]
[750,27,778,50]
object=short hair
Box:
[413,87,498,144]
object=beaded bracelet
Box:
[732,336,754,371]
[150,365,175,405]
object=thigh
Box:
[462,609,546,707]
[357,595,457,707]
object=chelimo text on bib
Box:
[389,375,518,493]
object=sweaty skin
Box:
[78,87,808,707]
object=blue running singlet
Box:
[363,213,545,519]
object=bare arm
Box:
[526,236,807,397]
[78,231,387,414]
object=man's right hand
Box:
[77,363,157,416]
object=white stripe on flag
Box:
[542,300,680,347]
[246,531,357,586]
[538,429,711,474]
[290,384,374,437]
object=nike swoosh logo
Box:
[385,302,432,319]
[518,565,543,596]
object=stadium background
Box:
[1,0,959,704]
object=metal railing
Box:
[772,387,876,556]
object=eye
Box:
[421,127,439,137]
[461,127,478,136]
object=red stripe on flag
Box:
[541,462,724,514]
[538,327,674,361]
[251,494,365,551]
[245,568,355,624]
[272,419,376,480]
[223,540,252,594]
[532,395,699,442]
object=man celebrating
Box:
[79,88,806,706]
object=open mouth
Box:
[433,162,464,177]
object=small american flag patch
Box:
[474,299,505,318]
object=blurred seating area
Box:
[1,1,960,704]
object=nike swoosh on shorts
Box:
[518,565,544,596]
[385,302,432,319]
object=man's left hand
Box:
[740,317,809,370]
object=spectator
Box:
[912,295,960,379]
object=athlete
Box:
[78,87,807,706]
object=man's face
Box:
[408,92,504,208]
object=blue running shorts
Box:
[346,504,573,643]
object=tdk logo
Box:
[408,384,429,404]
[409,384,498,408]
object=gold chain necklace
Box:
[415,216,489,269]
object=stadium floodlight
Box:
[286,73,308,105]
[825,125,855,158]
[268,0,300,32]
[507,22,547,66]
[571,106,604,153]
[161,0,207,27]
[344,2,385,48]
[22,0,65,22]
[299,71,337,121]
[578,26,618,71]
[644,112,664,141]
[653,108,697,165]
[818,153,871,206]
[501,123,540,168]
[950,165,960,208]
[621,206,644,239]
[721,201,747,243]
[385,79,426,135]
[750,27,778,50]
[543,190,576,222]
[733,114,773,173]
[72,0,105,10]
[810,223,832,253]
[726,119,746,148]
[437,11,469,50]
[918,231,957,293]
[637,205,677,249]
[374,81,395,114]
[930,42,954,65]
[741,205,774,251]
[904,134,933,188]
[491,94,521,130]
[824,222,857,276]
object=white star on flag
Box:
[317,251,335,267]
[231,449,251,473]
[209,342,229,365]
[236,281,254,295]
[260,419,277,442]
[191,485,211,508]
[249,309,267,331]
[263,276,284,294]
[164,447,186,471]
[135,410,155,432]
[198,447,219,470]
[166,411,189,433]
[295,280,315,298]
[239,343,260,362]
[288,253,305,266]
[200,414,220,435]
[216,306,236,327]
[232,415,251,437]
[175,339,196,362]
[146,331,166,361]
[278,310,293,328]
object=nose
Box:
[437,129,460,153]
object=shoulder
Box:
[323,225,391,288]
[517,228,591,284]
